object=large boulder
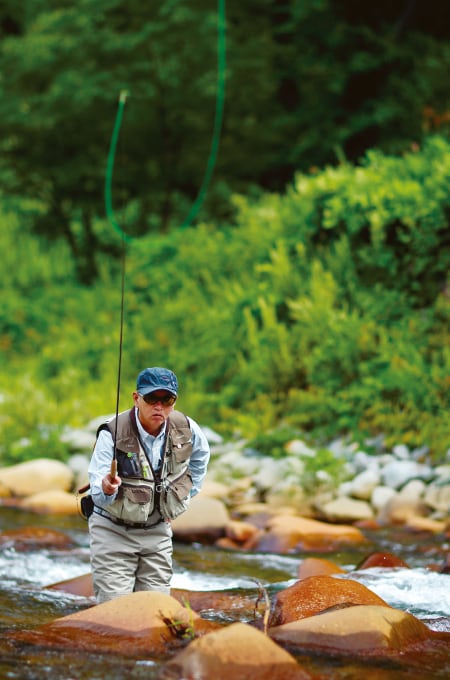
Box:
[11,591,219,656]
[380,460,433,489]
[45,573,94,598]
[159,622,311,680]
[172,496,229,543]
[270,605,445,655]
[0,458,73,497]
[356,552,410,570]
[20,490,79,515]
[268,575,389,626]
[316,496,374,522]
[243,514,366,554]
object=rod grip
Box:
[110,458,117,479]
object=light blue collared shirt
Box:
[88,408,210,509]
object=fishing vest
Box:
[96,408,193,523]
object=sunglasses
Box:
[139,392,177,406]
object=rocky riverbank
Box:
[0,419,448,563]
[0,418,450,533]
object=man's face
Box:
[133,390,176,435]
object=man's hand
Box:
[102,472,122,496]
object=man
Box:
[87,366,210,603]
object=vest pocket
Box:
[159,469,193,520]
[110,483,155,523]
[170,429,192,462]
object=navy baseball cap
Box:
[136,367,178,397]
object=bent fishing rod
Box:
[103,0,226,479]
[105,89,129,480]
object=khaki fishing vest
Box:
[97,408,193,523]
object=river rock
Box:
[45,573,94,597]
[377,495,430,525]
[224,519,259,543]
[66,453,90,491]
[242,514,367,554]
[0,526,75,551]
[370,485,397,512]
[198,479,230,500]
[344,468,380,500]
[404,515,447,534]
[0,477,12,498]
[380,460,434,489]
[356,551,410,569]
[316,496,374,522]
[424,483,450,514]
[158,622,311,680]
[11,591,219,656]
[268,574,389,626]
[172,496,229,543]
[0,458,73,497]
[19,490,79,514]
[398,478,426,500]
[297,557,346,579]
[269,604,441,655]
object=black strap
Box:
[93,506,163,529]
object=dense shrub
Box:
[0,137,449,464]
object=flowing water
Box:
[0,507,449,679]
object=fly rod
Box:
[105,90,129,480]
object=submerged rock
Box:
[10,591,220,656]
[0,526,75,551]
[356,551,410,570]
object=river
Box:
[0,507,449,679]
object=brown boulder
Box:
[243,514,366,554]
[159,622,311,680]
[270,604,445,655]
[297,557,346,580]
[20,490,79,515]
[0,458,73,496]
[11,591,220,656]
[225,519,259,543]
[356,551,410,570]
[0,526,75,551]
[172,496,229,543]
[269,574,390,627]
[172,589,258,621]
[45,573,94,598]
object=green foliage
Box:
[301,448,351,497]
[0,136,449,464]
[0,424,72,467]
[247,426,302,460]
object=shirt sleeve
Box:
[186,417,211,497]
[88,428,118,507]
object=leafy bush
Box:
[1,136,449,465]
